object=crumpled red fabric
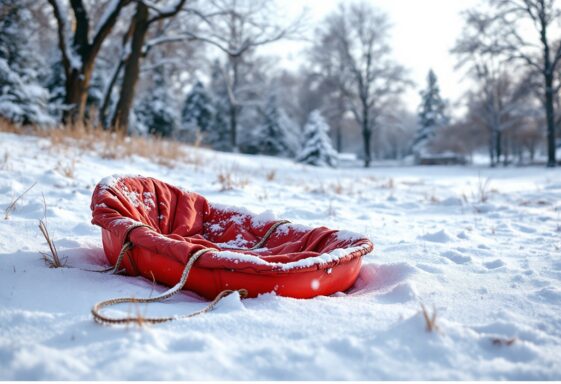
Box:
[91,175,373,276]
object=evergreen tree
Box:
[44,58,66,109]
[181,81,214,139]
[135,71,178,137]
[412,69,448,156]
[0,0,36,79]
[297,110,338,167]
[254,93,300,157]
[0,0,52,125]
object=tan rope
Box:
[91,220,290,326]
[84,223,152,274]
[253,220,290,249]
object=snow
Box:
[212,244,370,271]
[1,132,561,379]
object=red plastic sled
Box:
[90,175,373,299]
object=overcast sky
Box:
[262,0,481,115]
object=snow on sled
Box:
[90,175,373,302]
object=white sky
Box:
[262,0,481,115]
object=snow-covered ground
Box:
[1,131,560,380]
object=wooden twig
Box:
[420,303,439,333]
[492,337,516,346]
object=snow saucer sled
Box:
[90,175,373,324]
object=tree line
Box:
[0,0,559,167]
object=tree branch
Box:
[47,0,72,77]
[90,0,132,64]
[145,0,187,25]
[69,0,89,53]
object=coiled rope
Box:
[91,220,289,325]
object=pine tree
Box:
[0,0,52,125]
[181,81,214,140]
[254,93,300,157]
[412,69,448,157]
[44,58,66,111]
[135,71,178,137]
[0,0,36,79]
[297,110,338,167]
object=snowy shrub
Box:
[182,81,214,135]
[180,80,231,149]
[0,59,54,126]
[253,93,300,157]
[297,110,338,167]
[135,73,179,137]
[0,0,53,126]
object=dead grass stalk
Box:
[4,182,36,220]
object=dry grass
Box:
[55,159,76,178]
[0,151,10,170]
[38,195,66,268]
[326,199,337,217]
[265,169,277,182]
[302,180,357,197]
[39,219,66,268]
[425,190,440,204]
[331,181,344,195]
[473,174,492,203]
[1,121,203,169]
[381,177,395,190]
[0,118,21,134]
[420,303,439,333]
[491,337,516,346]
[4,182,36,220]
[216,168,249,191]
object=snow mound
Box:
[418,229,453,243]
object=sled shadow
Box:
[58,246,108,269]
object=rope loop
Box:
[91,220,289,326]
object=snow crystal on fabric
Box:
[211,244,370,271]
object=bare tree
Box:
[454,0,561,167]
[47,0,132,124]
[184,0,305,150]
[469,75,535,165]
[110,0,187,134]
[466,61,534,165]
[311,2,409,167]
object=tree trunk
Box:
[495,129,502,166]
[503,131,509,166]
[228,58,240,150]
[336,123,342,153]
[229,103,237,150]
[489,133,495,167]
[99,59,126,128]
[545,72,557,167]
[62,70,84,124]
[63,65,93,125]
[363,125,371,167]
[336,96,344,152]
[111,3,149,134]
